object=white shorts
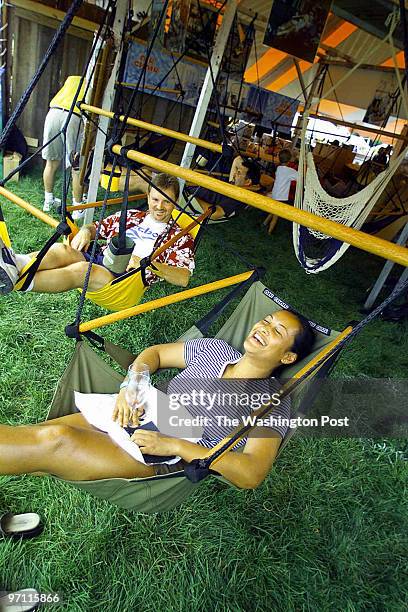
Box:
[41,107,83,167]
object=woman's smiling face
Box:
[244,310,303,365]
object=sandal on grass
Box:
[0,588,40,611]
[0,513,43,540]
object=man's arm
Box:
[70,223,96,251]
[126,255,191,287]
[152,262,191,287]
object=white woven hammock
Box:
[293,11,407,274]
[293,150,405,273]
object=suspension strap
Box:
[17,222,72,291]
[0,0,85,150]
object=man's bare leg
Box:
[32,261,114,293]
[29,243,87,272]
[0,419,155,480]
[43,160,60,193]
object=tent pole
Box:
[83,0,128,225]
[179,0,238,177]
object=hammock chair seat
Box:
[47,280,341,513]
[81,208,202,312]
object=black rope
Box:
[72,157,121,328]
[0,0,85,149]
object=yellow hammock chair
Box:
[79,208,209,312]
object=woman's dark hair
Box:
[242,157,261,185]
[287,310,315,362]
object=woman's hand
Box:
[130,430,179,456]
[112,389,145,428]
[71,227,92,252]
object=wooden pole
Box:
[80,103,223,154]
[112,144,408,268]
[79,270,254,332]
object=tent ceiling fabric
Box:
[238,0,408,124]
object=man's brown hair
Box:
[278,149,292,165]
[148,173,180,202]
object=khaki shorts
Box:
[153,459,186,475]
[42,107,83,167]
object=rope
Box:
[0,0,85,149]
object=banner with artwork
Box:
[124,40,207,107]
[240,85,299,135]
[124,41,298,133]
[363,89,395,127]
[263,0,331,63]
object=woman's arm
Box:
[131,427,281,489]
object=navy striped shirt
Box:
[167,338,290,450]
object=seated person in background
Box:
[0,310,314,487]
[264,149,299,233]
[372,145,392,169]
[0,173,194,296]
[184,155,261,221]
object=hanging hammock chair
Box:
[47,276,346,513]
[293,11,408,274]
[79,206,208,312]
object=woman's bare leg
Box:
[0,419,155,480]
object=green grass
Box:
[0,170,407,611]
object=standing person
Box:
[42,76,85,213]
[264,149,298,233]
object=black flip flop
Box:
[0,588,39,611]
[0,513,43,540]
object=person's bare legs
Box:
[0,416,155,480]
[32,261,114,293]
[24,243,115,293]
[43,160,60,193]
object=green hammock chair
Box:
[47,277,346,513]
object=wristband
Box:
[119,378,129,390]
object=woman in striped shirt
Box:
[0,310,314,489]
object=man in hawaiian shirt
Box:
[0,173,194,296]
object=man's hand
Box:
[130,429,178,456]
[126,254,141,272]
[71,227,92,252]
[112,388,145,428]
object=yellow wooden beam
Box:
[66,193,146,212]
[78,271,254,332]
[0,186,59,228]
[112,145,408,269]
[0,186,79,236]
[80,103,223,154]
